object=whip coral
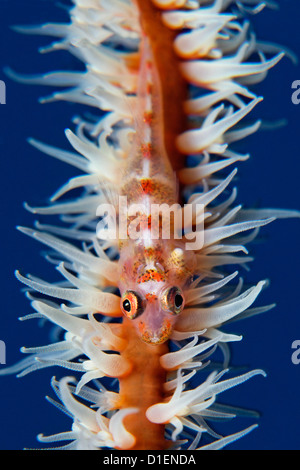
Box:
[0,0,299,450]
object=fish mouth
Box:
[138,318,172,345]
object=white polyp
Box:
[152,0,187,9]
[205,328,243,343]
[17,227,119,283]
[59,377,99,433]
[162,9,235,30]
[180,52,284,85]
[160,336,220,370]
[75,370,106,394]
[164,370,196,392]
[25,195,101,216]
[176,97,262,154]
[65,129,118,176]
[82,338,132,378]
[30,299,91,338]
[109,408,139,450]
[50,174,101,201]
[196,253,253,270]
[209,204,242,228]
[203,217,275,247]
[173,22,226,58]
[184,88,250,116]
[176,281,267,331]
[225,119,261,143]
[28,137,89,172]
[187,169,237,207]
[147,368,265,425]
[185,271,238,305]
[16,268,121,315]
[199,424,258,450]
[179,156,245,184]
[37,430,78,444]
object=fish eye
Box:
[121,290,145,320]
[161,286,185,315]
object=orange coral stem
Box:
[133,0,188,172]
[118,317,169,450]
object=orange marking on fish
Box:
[141,142,152,159]
[137,268,166,284]
[143,111,153,124]
[141,178,154,194]
[146,82,152,95]
[145,293,157,303]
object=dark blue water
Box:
[0,0,299,450]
